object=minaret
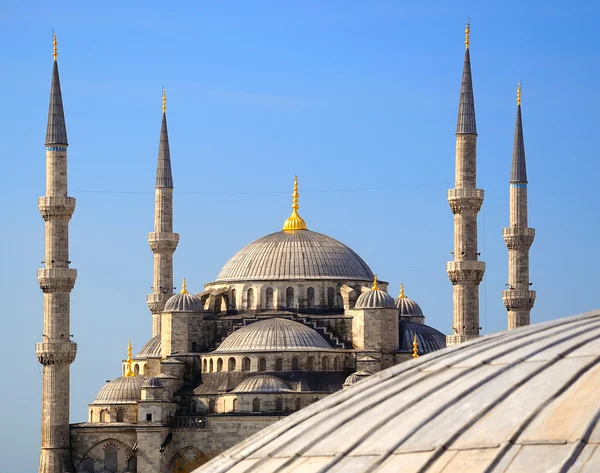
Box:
[147,88,179,336]
[446,22,485,345]
[502,84,535,328]
[36,34,77,473]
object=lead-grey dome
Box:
[395,296,424,317]
[93,376,144,405]
[141,377,162,388]
[399,320,446,354]
[215,318,332,352]
[136,335,161,358]
[164,292,203,312]
[215,230,374,282]
[355,289,395,309]
[195,311,600,473]
[233,375,292,393]
[342,370,373,387]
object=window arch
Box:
[232,399,238,412]
[275,358,283,371]
[253,398,260,412]
[275,398,283,411]
[104,443,118,472]
[307,287,315,308]
[259,358,267,372]
[203,359,207,372]
[116,407,125,422]
[242,357,251,371]
[209,359,214,373]
[307,356,314,370]
[134,364,140,376]
[291,357,299,370]
[217,358,223,372]
[344,355,351,370]
[247,288,255,310]
[327,287,335,308]
[295,398,301,410]
[228,357,236,372]
[89,410,93,422]
[322,356,329,371]
[100,409,109,423]
[230,289,237,310]
[208,399,216,413]
[265,287,274,309]
[286,287,295,308]
[334,357,340,370]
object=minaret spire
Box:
[147,89,179,336]
[37,33,77,473]
[447,22,485,345]
[502,83,535,328]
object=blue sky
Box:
[2,1,600,470]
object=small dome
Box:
[394,284,424,316]
[343,370,373,387]
[136,335,161,358]
[141,377,162,388]
[215,318,331,352]
[164,292,203,312]
[355,289,395,309]
[233,375,292,393]
[399,320,446,354]
[93,376,144,405]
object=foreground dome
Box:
[233,375,292,393]
[92,376,144,405]
[215,230,374,283]
[195,311,600,473]
[215,318,332,352]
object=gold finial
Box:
[180,278,188,294]
[372,275,379,291]
[399,283,406,299]
[412,334,419,358]
[125,340,135,377]
[517,82,522,106]
[162,87,167,114]
[465,20,470,49]
[52,32,58,61]
[282,175,308,231]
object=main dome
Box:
[215,230,374,283]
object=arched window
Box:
[307,357,314,370]
[203,359,207,372]
[242,357,251,371]
[100,409,109,423]
[344,356,351,370]
[247,288,255,310]
[104,443,118,472]
[89,410,93,422]
[334,357,340,370]
[337,292,343,308]
[275,398,283,411]
[253,398,260,412]
[286,287,295,308]
[259,358,267,372]
[322,356,329,371]
[217,358,223,372]
[134,364,140,376]
[80,457,95,473]
[307,287,315,308]
[209,359,214,373]
[275,358,283,371]
[192,342,197,352]
[116,408,124,422]
[232,399,238,412]
[208,399,216,413]
[265,287,274,309]
[295,398,301,410]
[230,289,237,310]
[327,287,335,308]
[143,363,147,375]
[291,357,299,370]
[127,456,137,472]
[228,357,236,372]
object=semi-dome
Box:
[399,320,446,354]
[215,318,332,352]
[92,376,144,405]
[354,278,395,309]
[136,335,161,358]
[164,279,203,312]
[395,284,424,317]
[141,377,162,388]
[232,375,292,393]
[194,311,600,473]
[342,370,373,388]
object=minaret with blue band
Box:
[502,84,535,328]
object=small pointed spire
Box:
[155,88,173,188]
[45,33,68,146]
[465,20,470,49]
[399,283,406,299]
[125,340,135,377]
[180,278,188,294]
[412,334,419,358]
[510,83,527,183]
[456,21,477,135]
[372,275,379,291]
[282,176,308,231]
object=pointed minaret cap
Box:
[156,87,174,188]
[282,176,308,231]
[510,83,528,183]
[46,33,68,146]
[456,21,477,135]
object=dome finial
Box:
[180,278,188,294]
[162,86,167,114]
[517,82,522,106]
[372,275,379,291]
[412,334,419,358]
[399,283,406,298]
[282,175,308,231]
[52,31,58,61]
[465,19,470,49]
[125,340,135,377]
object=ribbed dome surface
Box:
[215,318,331,352]
[195,311,600,473]
[93,376,144,405]
[142,377,162,388]
[215,230,374,282]
[399,320,446,354]
[164,292,203,312]
[233,375,292,393]
[395,297,424,317]
[343,370,373,387]
[355,289,396,309]
[136,335,161,358]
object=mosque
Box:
[36,23,542,473]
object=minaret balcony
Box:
[148,232,180,252]
[38,196,76,221]
[446,260,485,285]
[36,341,77,365]
[503,228,535,250]
[447,188,484,214]
[37,267,77,293]
[147,292,171,313]
[502,289,536,310]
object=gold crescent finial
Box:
[399,283,406,298]
[282,175,308,231]
[180,278,188,294]
[517,82,522,106]
[465,20,470,49]
[162,87,167,113]
[372,275,379,291]
[125,340,135,377]
[412,334,419,358]
[52,32,58,61]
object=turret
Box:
[147,89,179,335]
[446,22,485,345]
[502,84,535,328]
